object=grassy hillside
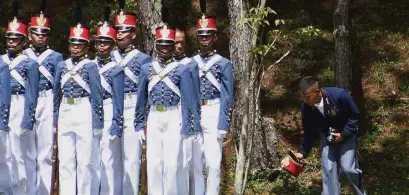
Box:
[229,1,409,194]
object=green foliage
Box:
[290,25,329,47]
[251,44,275,56]
[318,67,335,86]
[365,123,383,144]
[372,67,386,84]
[237,7,277,30]
[246,169,322,195]
[295,26,325,39]
[230,155,237,163]
[258,0,409,194]
[275,19,285,26]
[238,7,288,59]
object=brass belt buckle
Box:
[156,105,166,112]
[201,99,208,106]
[67,98,75,105]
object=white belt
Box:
[61,97,88,105]
[200,98,220,106]
[11,94,25,101]
[103,98,113,105]
[39,89,52,98]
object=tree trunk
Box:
[137,0,162,55]
[228,0,251,193]
[228,0,272,194]
[333,0,352,90]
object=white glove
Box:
[137,130,146,143]
[193,131,202,139]
[217,130,228,139]
[93,129,103,138]
[109,135,119,142]
[20,129,30,136]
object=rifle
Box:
[140,125,148,194]
[50,126,58,195]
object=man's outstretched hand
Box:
[330,132,343,144]
[295,152,304,159]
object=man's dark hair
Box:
[175,25,186,33]
[299,76,319,92]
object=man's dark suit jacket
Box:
[300,87,360,156]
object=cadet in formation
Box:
[111,1,152,193]
[0,32,12,195]
[174,27,205,195]
[0,3,40,194]
[193,14,234,195]
[53,9,103,195]
[94,5,125,195]
[135,25,198,195]
[24,4,64,194]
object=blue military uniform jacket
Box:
[1,53,39,131]
[0,61,11,131]
[300,87,360,156]
[94,57,125,137]
[134,58,195,134]
[175,55,202,133]
[24,47,64,92]
[53,57,104,129]
[111,45,152,94]
[193,52,234,131]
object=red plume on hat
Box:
[29,0,50,34]
[155,25,176,45]
[196,0,217,35]
[97,23,117,41]
[196,15,217,31]
[69,7,91,43]
[97,0,117,41]
[154,0,175,45]
[6,0,28,38]
[114,0,136,32]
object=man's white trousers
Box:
[34,89,54,195]
[179,132,205,195]
[57,97,100,195]
[0,129,13,195]
[146,106,183,195]
[202,99,224,195]
[121,94,142,195]
[100,99,123,195]
[9,95,37,195]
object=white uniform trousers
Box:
[146,105,183,195]
[0,130,13,195]
[201,99,224,195]
[121,93,142,195]
[58,97,100,195]
[100,99,123,195]
[179,132,205,195]
[9,95,37,195]
[34,89,55,195]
